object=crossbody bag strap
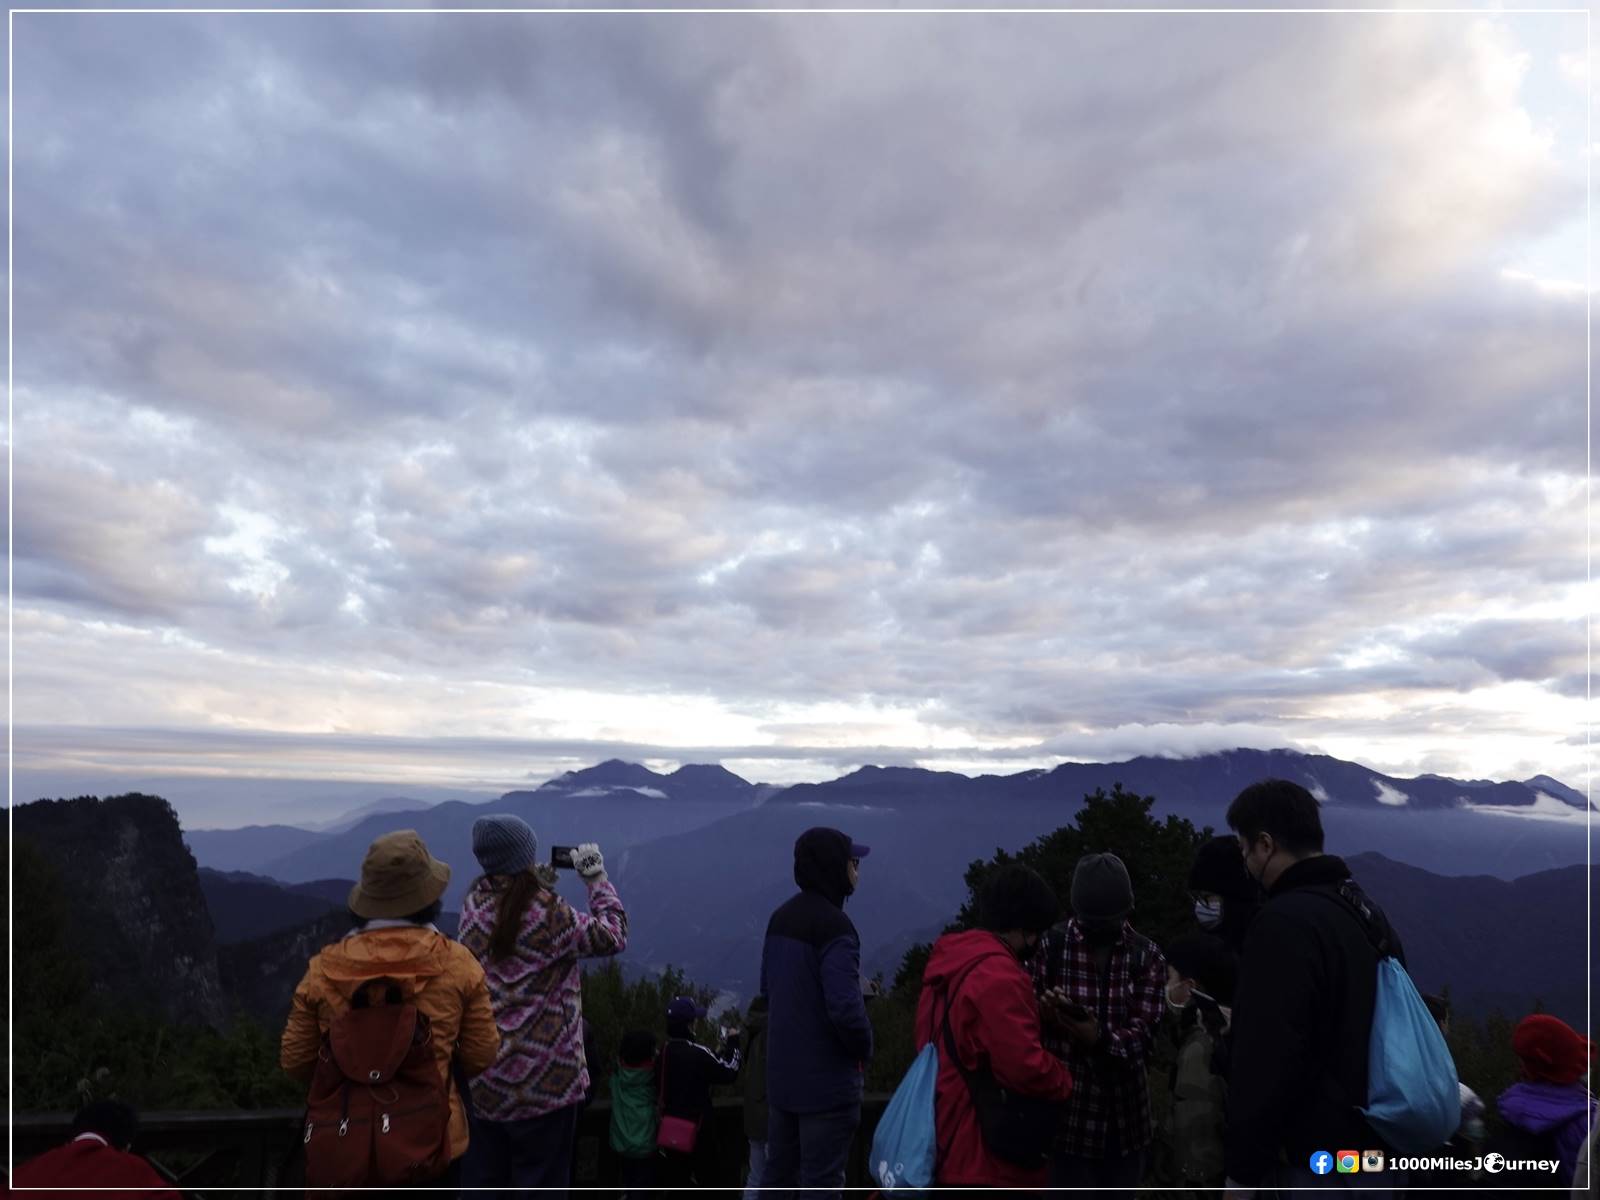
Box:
[1300,884,1392,959]
[939,954,1008,1085]
[933,954,1005,1180]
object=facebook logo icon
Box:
[1310,1151,1335,1176]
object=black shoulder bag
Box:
[940,955,1065,1168]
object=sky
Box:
[9,4,1591,827]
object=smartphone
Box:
[550,845,577,870]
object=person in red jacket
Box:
[10,1101,180,1200]
[914,864,1075,1191]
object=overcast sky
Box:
[10,6,1590,825]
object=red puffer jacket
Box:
[913,930,1074,1188]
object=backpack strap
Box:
[1300,881,1395,959]
[932,953,1007,1180]
[938,953,1012,1088]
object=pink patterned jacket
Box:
[459,875,627,1120]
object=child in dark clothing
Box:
[1492,1014,1595,1189]
[610,1030,660,1198]
[657,996,742,1195]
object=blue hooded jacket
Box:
[760,827,874,1113]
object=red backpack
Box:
[302,978,452,1188]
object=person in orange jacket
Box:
[913,864,1074,1191]
[10,1100,180,1200]
[279,829,501,1180]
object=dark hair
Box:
[1423,993,1450,1026]
[978,864,1061,934]
[1163,933,1238,1004]
[348,898,446,930]
[71,1100,139,1151]
[486,869,549,962]
[1226,779,1324,856]
[619,1030,658,1065]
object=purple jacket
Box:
[1497,1081,1596,1184]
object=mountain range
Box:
[14,749,1587,1033]
[167,749,1592,1024]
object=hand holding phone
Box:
[550,845,577,870]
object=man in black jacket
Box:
[1222,779,1402,1197]
[761,827,874,1200]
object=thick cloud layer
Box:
[12,11,1587,803]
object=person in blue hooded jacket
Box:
[759,826,874,1199]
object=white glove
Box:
[573,842,605,880]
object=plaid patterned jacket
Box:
[1031,918,1167,1157]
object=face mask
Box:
[1081,918,1122,946]
[1245,839,1276,897]
[1165,983,1190,1012]
[1194,898,1224,928]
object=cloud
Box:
[10,12,1586,802]
[1372,779,1410,807]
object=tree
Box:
[955,783,1212,951]
[580,960,720,1094]
[870,785,1212,1096]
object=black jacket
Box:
[660,1035,741,1124]
[760,828,873,1112]
[1224,854,1404,1186]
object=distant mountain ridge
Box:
[197,868,355,944]
[772,749,1588,813]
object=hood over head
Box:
[793,827,866,907]
[316,926,452,1002]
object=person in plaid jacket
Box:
[1031,852,1167,1190]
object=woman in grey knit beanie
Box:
[456,815,629,1194]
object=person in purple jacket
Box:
[1491,1014,1595,1188]
[759,827,873,1199]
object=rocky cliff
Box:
[12,793,231,1029]
[218,908,352,1027]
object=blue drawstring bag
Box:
[870,1041,940,1190]
[1362,956,1461,1153]
[1312,882,1461,1154]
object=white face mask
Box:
[1194,898,1224,928]
[1165,983,1190,1012]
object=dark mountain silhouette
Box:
[11,794,230,1028]
[197,869,354,944]
[1343,852,1591,1026]
[216,908,352,1027]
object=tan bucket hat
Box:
[348,830,451,919]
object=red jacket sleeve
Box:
[951,958,1073,1102]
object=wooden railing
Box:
[10,1095,891,1195]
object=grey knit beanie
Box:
[472,814,538,876]
[1070,852,1134,918]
